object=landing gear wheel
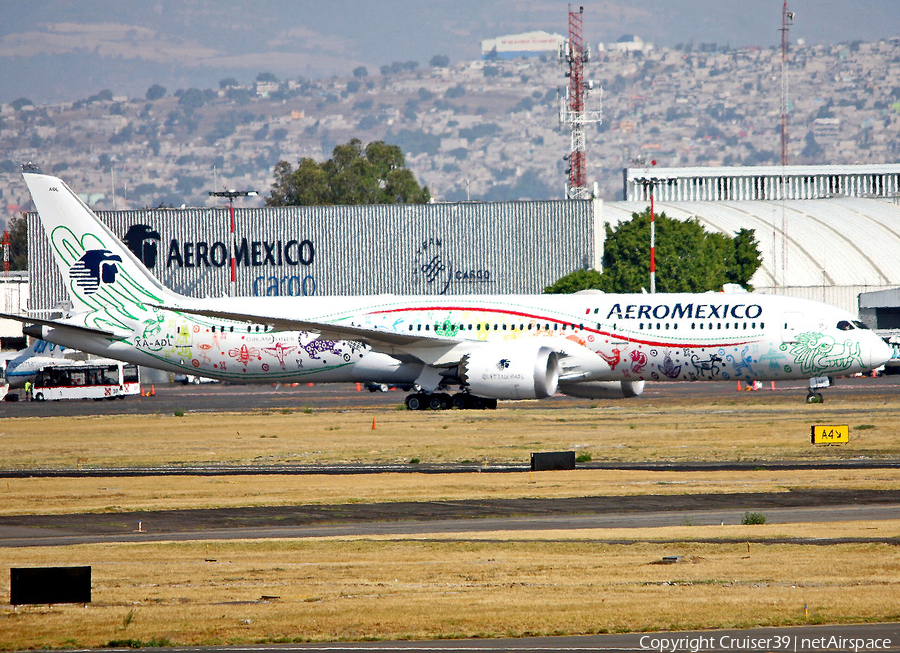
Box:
[484,398,498,410]
[428,395,444,410]
[451,393,468,410]
[406,394,426,411]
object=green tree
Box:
[145,84,166,101]
[728,228,763,288]
[266,138,430,206]
[268,159,329,205]
[544,269,604,294]
[178,88,205,110]
[544,209,761,294]
[430,54,450,68]
[5,215,28,270]
[352,66,368,78]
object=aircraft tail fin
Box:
[22,171,179,333]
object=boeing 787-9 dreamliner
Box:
[4,170,892,409]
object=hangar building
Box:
[480,31,565,60]
[25,163,900,320]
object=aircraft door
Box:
[174,322,194,362]
[782,312,803,343]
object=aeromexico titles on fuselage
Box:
[603,300,763,323]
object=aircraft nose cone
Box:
[870,338,895,369]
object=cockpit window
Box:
[852,320,870,330]
[837,320,853,331]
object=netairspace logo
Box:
[639,634,892,652]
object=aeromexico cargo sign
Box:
[123,224,316,297]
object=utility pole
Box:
[209,189,258,297]
[780,1,794,166]
[779,2,794,290]
[633,158,674,294]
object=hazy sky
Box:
[1,0,899,104]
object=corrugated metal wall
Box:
[28,200,597,311]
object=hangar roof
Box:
[604,197,900,289]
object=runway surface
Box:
[3,489,899,548]
[73,622,900,652]
[2,374,899,418]
[5,458,900,478]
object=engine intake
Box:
[460,344,560,400]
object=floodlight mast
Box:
[632,159,674,294]
[209,189,258,297]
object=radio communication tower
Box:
[558,5,602,199]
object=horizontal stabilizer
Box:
[0,313,121,339]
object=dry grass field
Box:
[2,393,900,470]
[2,390,900,648]
[2,524,900,649]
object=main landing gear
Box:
[404,392,498,411]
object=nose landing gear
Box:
[805,376,830,403]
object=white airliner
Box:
[4,171,893,409]
[1,339,70,388]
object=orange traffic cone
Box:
[150,384,155,396]
[356,382,362,392]
[372,417,377,430]
[736,381,742,391]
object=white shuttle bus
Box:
[32,361,140,401]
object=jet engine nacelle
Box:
[460,344,560,400]
[559,380,645,400]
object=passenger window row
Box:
[409,322,584,332]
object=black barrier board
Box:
[531,451,576,471]
[10,566,91,605]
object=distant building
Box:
[813,118,841,142]
[0,271,28,349]
[481,31,565,60]
[255,81,280,97]
[599,34,653,53]
[623,163,900,202]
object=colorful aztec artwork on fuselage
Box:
[7,171,893,403]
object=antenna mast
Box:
[779,2,794,290]
[780,1,794,166]
[559,5,602,199]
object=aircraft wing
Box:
[157,304,609,378]
[0,313,121,339]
